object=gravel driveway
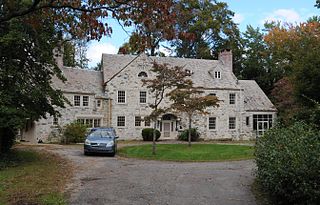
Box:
[45,144,256,205]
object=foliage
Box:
[169,86,220,146]
[255,122,320,204]
[265,22,320,126]
[0,128,15,154]
[118,144,254,161]
[0,149,70,204]
[141,128,161,141]
[142,62,192,154]
[178,128,200,142]
[62,122,87,144]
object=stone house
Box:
[21,51,277,143]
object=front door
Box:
[163,122,171,138]
[257,121,269,136]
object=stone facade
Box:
[21,51,277,142]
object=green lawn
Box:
[118,144,254,162]
[0,148,71,205]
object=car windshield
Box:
[88,130,114,138]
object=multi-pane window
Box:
[74,95,81,106]
[77,118,101,128]
[214,71,221,79]
[208,117,216,130]
[229,93,236,104]
[52,117,59,125]
[253,115,273,130]
[82,96,89,106]
[140,91,147,103]
[117,116,125,127]
[145,119,151,127]
[229,117,236,129]
[117,91,126,103]
[135,116,141,126]
[96,100,101,108]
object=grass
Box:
[0,148,72,205]
[118,144,254,162]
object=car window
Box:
[88,130,115,138]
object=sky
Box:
[87,0,319,67]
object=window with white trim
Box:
[77,118,101,128]
[229,93,236,104]
[214,71,221,79]
[96,100,101,108]
[52,117,59,125]
[229,117,236,129]
[140,91,147,103]
[208,117,216,130]
[144,119,151,127]
[82,96,89,106]
[117,116,125,127]
[135,116,141,127]
[74,95,81,106]
[117,91,126,103]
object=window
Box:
[135,116,141,127]
[52,117,59,125]
[140,91,147,103]
[229,93,236,104]
[208,93,216,96]
[117,116,125,127]
[138,71,148,78]
[74,95,80,106]
[208,117,216,130]
[117,91,126,103]
[229,117,236,129]
[96,100,101,108]
[82,96,89,106]
[253,115,273,130]
[214,71,221,79]
[246,117,250,126]
[94,119,101,127]
[77,118,101,128]
[145,119,151,127]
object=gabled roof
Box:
[52,67,104,94]
[102,54,240,89]
[239,80,277,112]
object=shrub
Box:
[178,128,200,141]
[141,128,161,141]
[62,122,87,144]
[0,128,15,154]
[255,122,320,204]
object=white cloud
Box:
[87,42,118,66]
[233,13,244,24]
[262,9,301,24]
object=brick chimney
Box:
[218,49,233,73]
[53,43,64,68]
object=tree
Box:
[142,62,191,154]
[75,39,89,69]
[316,0,320,8]
[169,87,220,146]
[171,0,241,59]
[265,21,320,126]
[0,0,177,153]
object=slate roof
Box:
[52,67,104,94]
[102,54,240,89]
[239,80,277,112]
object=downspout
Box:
[109,99,112,127]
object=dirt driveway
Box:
[44,144,256,205]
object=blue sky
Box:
[87,0,319,66]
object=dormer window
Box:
[138,71,148,78]
[214,71,221,79]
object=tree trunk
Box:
[188,116,192,147]
[152,120,157,155]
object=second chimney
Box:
[218,49,233,73]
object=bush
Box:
[255,122,320,204]
[141,128,161,141]
[0,128,15,154]
[178,128,200,141]
[62,122,87,144]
